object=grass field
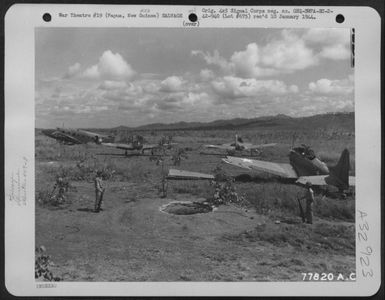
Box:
[35,116,356,281]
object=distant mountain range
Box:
[108,112,354,132]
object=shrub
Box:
[36,177,72,207]
[35,246,61,281]
[208,179,248,206]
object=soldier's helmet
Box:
[305,181,312,187]
[96,170,103,176]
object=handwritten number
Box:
[359,221,369,231]
[358,232,367,242]
[358,210,367,220]
[362,269,373,277]
[360,256,370,267]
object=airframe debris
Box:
[36,113,356,282]
[42,127,114,145]
[167,169,215,180]
[203,134,277,156]
[223,145,355,192]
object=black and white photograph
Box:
[35,26,356,282]
[4,4,381,297]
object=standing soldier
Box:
[160,175,168,198]
[304,182,315,224]
[94,171,105,213]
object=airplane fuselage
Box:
[42,128,113,145]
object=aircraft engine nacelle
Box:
[311,157,329,175]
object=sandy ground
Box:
[36,180,355,281]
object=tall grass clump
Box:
[171,181,213,199]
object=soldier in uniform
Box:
[94,171,105,213]
[304,182,315,224]
[160,176,168,198]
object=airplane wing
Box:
[222,156,298,178]
[204,143,233,150]
[52,131,83,145]
[296,175,356,187]
[167,169,214,180]
[101,143,163,151]
[142,144,159,150]
[101,142,134,150]
[248,143,277,149]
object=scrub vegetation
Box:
[35,112,355,281]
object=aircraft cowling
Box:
[310,157,329,174]
[289,150,321,177]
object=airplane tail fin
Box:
[327,149,350,190]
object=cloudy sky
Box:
[36,28,353,128]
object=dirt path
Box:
[36,181,354,281]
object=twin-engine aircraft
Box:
[222,144,355,191]
[42,128,114,145]
[203,134,276,156]
[101,135,177,156]
[42,128,176,156]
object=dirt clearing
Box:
[36,181,354,281]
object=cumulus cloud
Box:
[193,31,317,78]
[200,69,215,81]
[83,50,136,80]
[261,30,318,72]
[152,91,210,112]
[308,77,353,95]
[102,82,144,102]
[192,50,230,73]
[289,85,299,93]
[194,28,350,79]
[319,44,350,60]
[143,80,162,94]
[65,62,81,78]
[98,80,127,90]
[297,95,353,115]
[160,76,185,92]
[154,95,184,111]
[82,65,99,79]
[38,28,353,128]
[211,76,298,99]
[48,104,110,116]
[65,50,136,81]
[184,92,210,105]
[303,28,351,60]
[303,28,350,46]
[230,43,278,77]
